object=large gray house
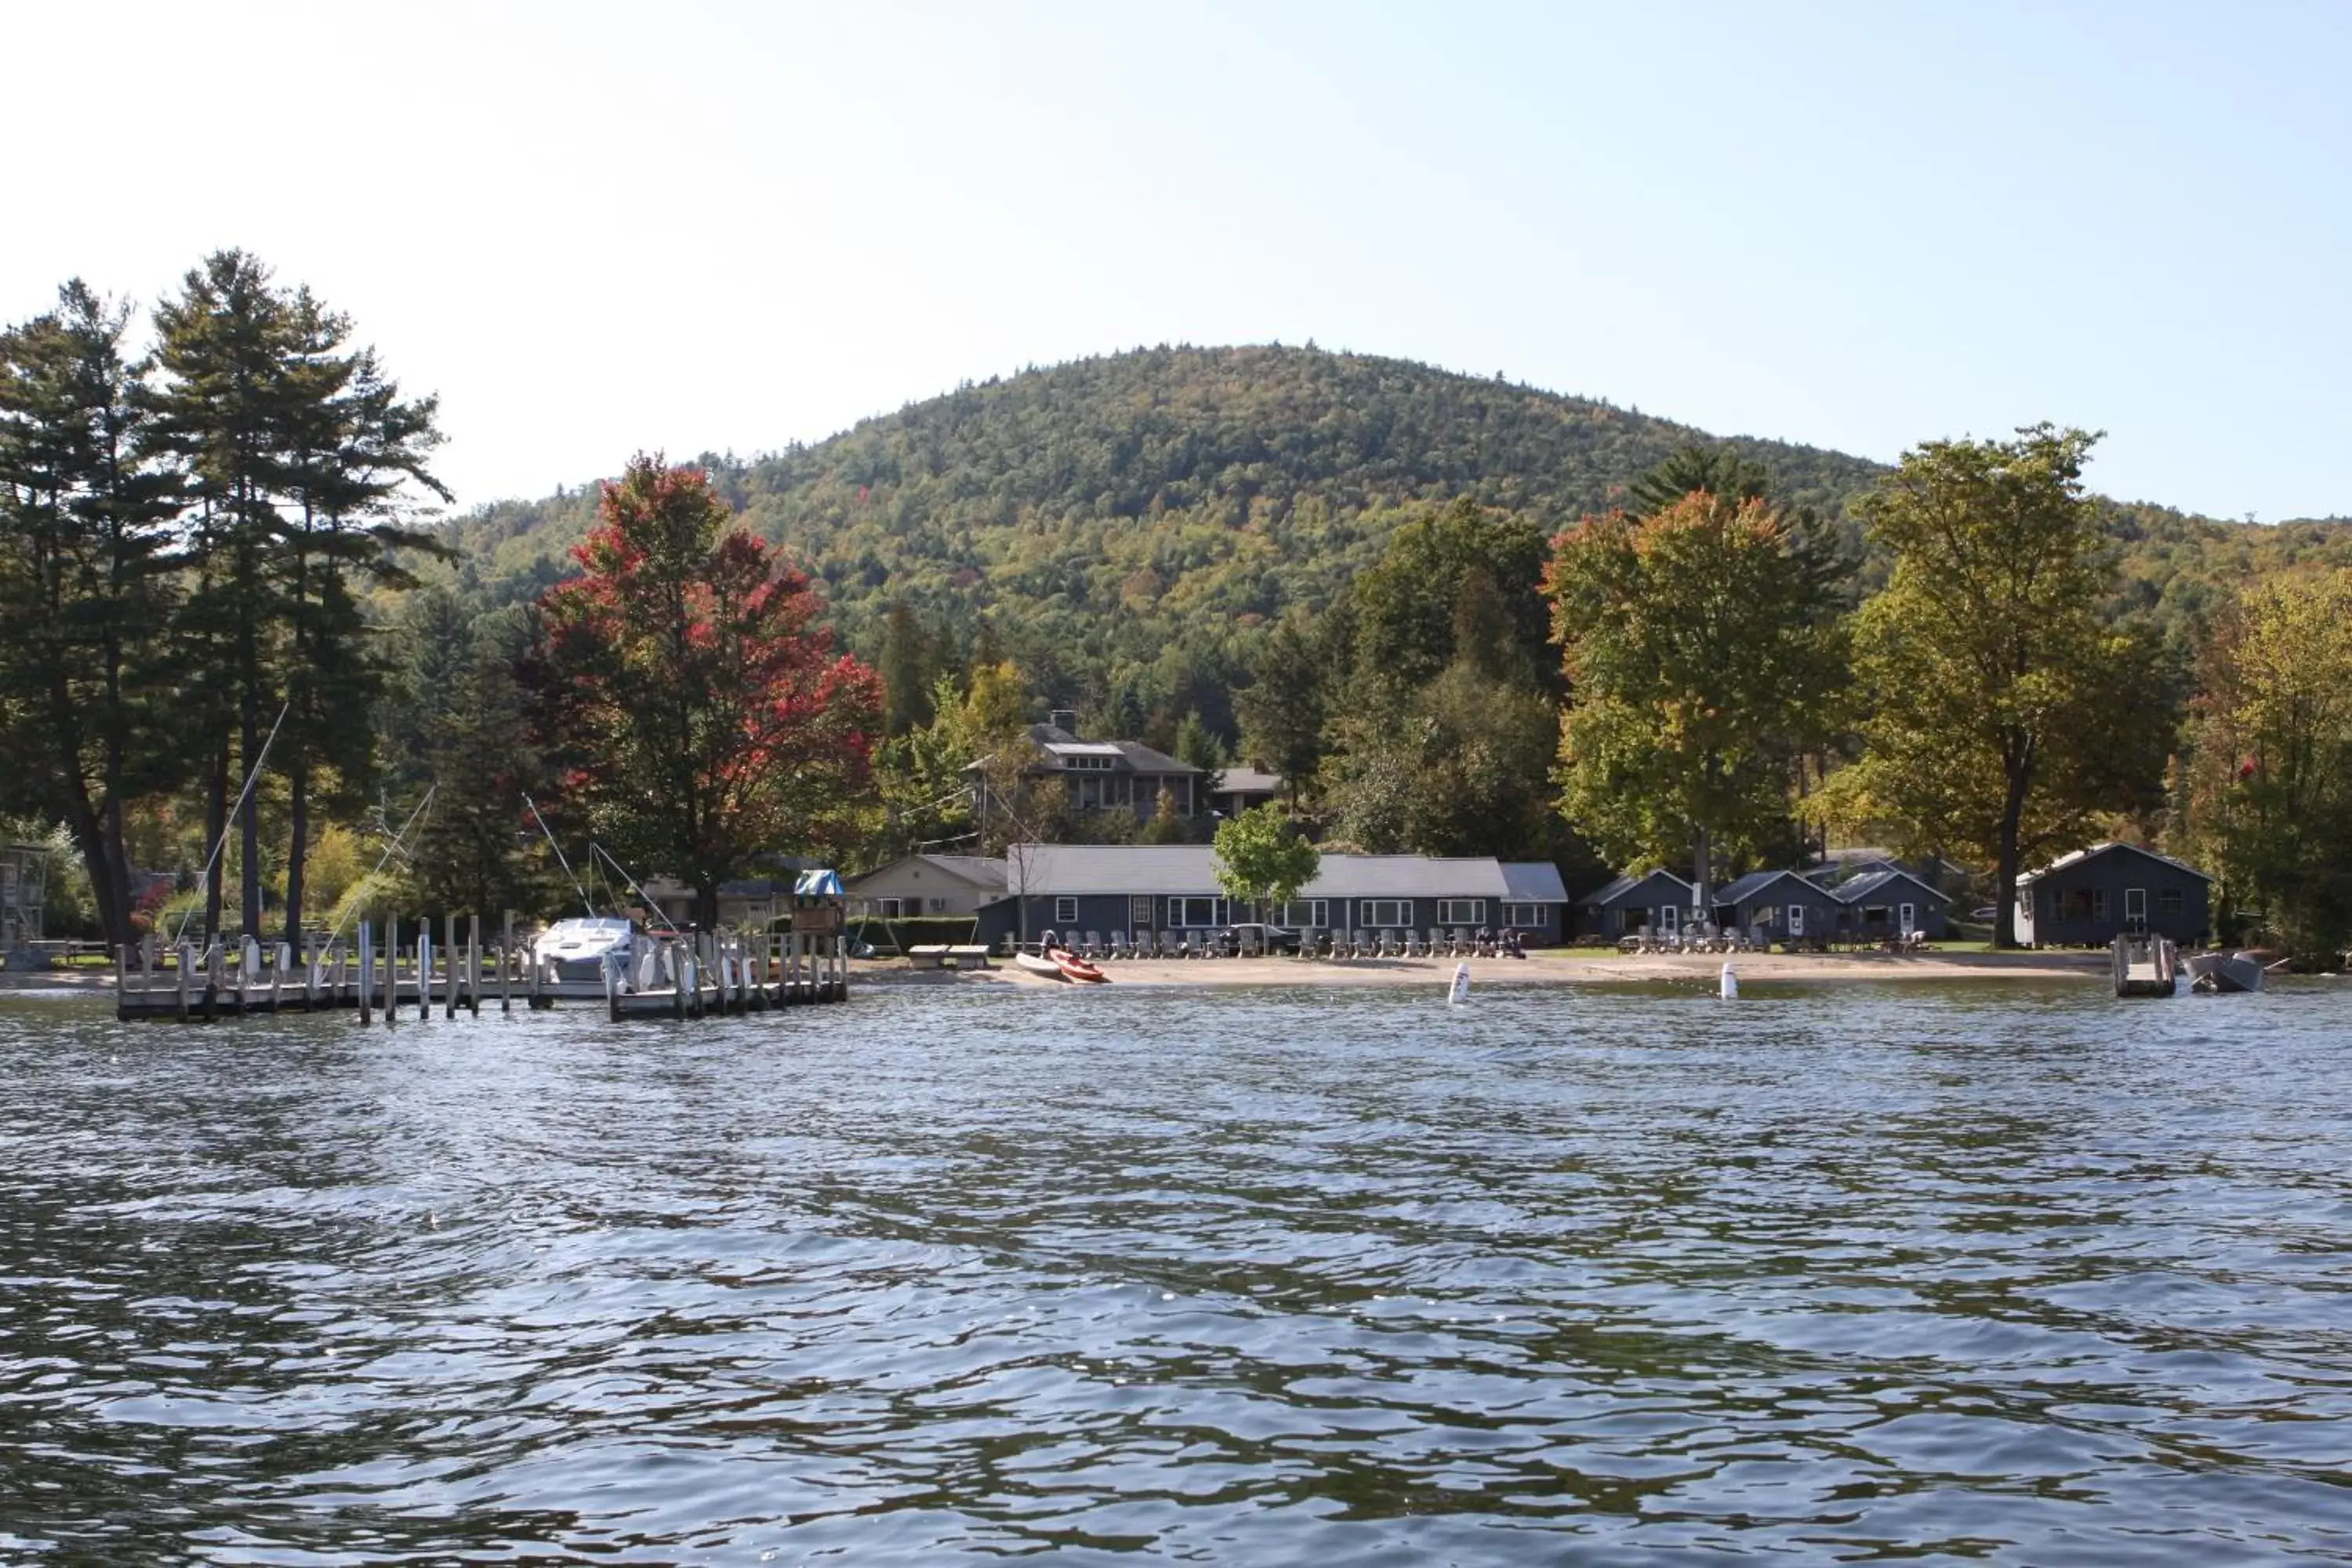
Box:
[974,845,1571,948]
[2015,842,2211,946]
[971,712,1204,827]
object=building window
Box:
[869,896,914,918]
[1501,902,1545,927]
[1436,899,1485,927]
[1360,899,1410,929]
[2092,890,2110,921]
[1169,896,1223,927]
[1131,895,1154,927]
[1054,897,1079,924]
[1276,900,1329,929]
[2159,887,2183,914]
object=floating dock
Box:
[114,914,848,1024]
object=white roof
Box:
[2016,841,2212,885]
[1501,862,1570,902]
[1305,856,1509,898]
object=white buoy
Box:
[1448,962,1471,1004]
[1719,962,1738,1000]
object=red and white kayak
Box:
[1050,947,1108,983]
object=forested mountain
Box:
[444,343,2350,739]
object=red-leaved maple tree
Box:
[529,455,882,927]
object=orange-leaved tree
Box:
[527,455,882,927]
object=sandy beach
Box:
[855,949,2108,989]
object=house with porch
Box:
[1833,868,1951,941]
[971,711,1204,829]
[1713,869,1845,947]
[1577,869,1696,940]
[2015,842,2211,947]
[1208,766,1285,816]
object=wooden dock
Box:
[2111,933,2180,997]
[114,916,850,1024]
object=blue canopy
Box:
[795,869,844,898]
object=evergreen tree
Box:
[877,603,938,735]
[1232,613,1327,800]
[0,281,182,946]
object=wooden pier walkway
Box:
[114,915,849,1024]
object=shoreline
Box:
[855,949,2110,989]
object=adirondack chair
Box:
[1403,930,1424,958]
[1109,930,1129,960]
[1237,926,1263,957]
[1079,931,1101,959]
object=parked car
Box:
[1223,923,1304,956]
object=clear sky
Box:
[5,1,2345,520]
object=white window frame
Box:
[1277,900,1329,929]
[2124,887,2147,935]
[1436,898,1485,927]
[1359,899,1410,929]
[1054,896,1079,925]
[1131,895,1154,927]
[1169,896,1224,927]
[1657,904,1679,935]
[2159,887,2183,915]
[1787,903,1805,937]
[1502,902,1544,927]
[1898,902,1915,935]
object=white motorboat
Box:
[533,916,646,985]
[2186,950,2265,994]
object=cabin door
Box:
[2125,887,2147,935]
[1787,904,1805,938]
[1658,905,1679,937]
[1898,902,1915,936]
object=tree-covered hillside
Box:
[444,343,2350,738]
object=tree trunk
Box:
[282,757,308,950]
[694,882,721,933]
[240,705,263,936]
[203,742,229,942]
[1994,764,2031,949]
[1692,825,1713,928]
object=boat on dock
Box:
[2186,950,2266,993]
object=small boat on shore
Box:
[2187,950,2265,994]
[1014,947,1109,983]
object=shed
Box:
[1577,869,1696,939]
[1713,869,1843,946]
[1833,868,1951,940]
[2015,842,2210,947]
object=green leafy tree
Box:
[0,281,181,946]
[1213,802,1321,920]
[1232,612,1327,800]
[1352,497,1550,688]
[1322,663,1566,862]
[2183,571,2352,960]
[1816,426,2170,946]
[1548,489,1846,900]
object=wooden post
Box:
[443,913,456,1019]
[386,914,398,1029]
[673,943,686,1019]
[176,941,191,1022]
[466,915,481,1016]
[418,923,433,1022]
[500,911,514,1013]
[358,923,373,1024]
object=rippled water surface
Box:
[5,977,2352,1563]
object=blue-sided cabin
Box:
[1499,862,1571,946]
[971,845,1551,950]
[1578,869,1696,940]
[2015,842,2212,947]
[1833,868,1951,940]
[1713,869,1844,947]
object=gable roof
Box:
[2017,841,2212,886]
[1834,868,1951,906]
[1501,862,1570,902]
[1581,869,1693,906]
[1212,766,1285,796]
[1715,869,1834,906]
[846,853,1009,892]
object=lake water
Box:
[4,978,2351,1564]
